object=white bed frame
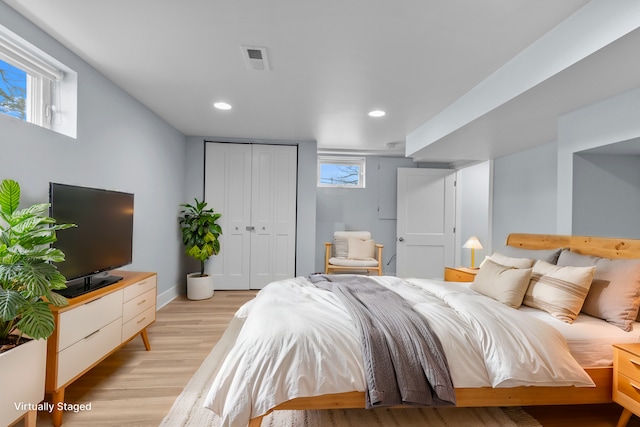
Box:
[248,233,640,427]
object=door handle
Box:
[398,237,404,242]
[246,226,255,231]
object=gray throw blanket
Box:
[309,274,456,408]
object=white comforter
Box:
[204,276,594,427]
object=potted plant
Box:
[178,198,222,300]
[0,178,74,426]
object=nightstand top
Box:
[614,343,640,356]
[446,266,480,274]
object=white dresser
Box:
[45,271,157,427]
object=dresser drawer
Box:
[122,306,155,341]
[58,290,123,351]
[123,288,156,323]
[123,275,157,302]
[57,318,122,388]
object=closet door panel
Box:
[271,146,297,283]
[205,143,252,289]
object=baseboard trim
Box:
[157,282,182,309]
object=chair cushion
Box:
[329,257,379,267]
[348,238,375,259]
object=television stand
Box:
[46,271,157,427]
[55,274,124,298]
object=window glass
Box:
[318,157,366,188]
[0,59,27,120]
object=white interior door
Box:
[396,168,456,279]
[204,143,297,290]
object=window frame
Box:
[0,25,76,138]
[317,156,366,188]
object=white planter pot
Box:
[0,337,47,427]
[187,273,214,300]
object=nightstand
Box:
[613,343,640,427]
[444,266,478,282]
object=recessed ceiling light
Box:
[214,102,232,110]
[368,110,386,117]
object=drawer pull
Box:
[631,382,640,393]
[138,281,147,286]
[83,330,100,340]
[630,359,640,367]
[137,299,146,306]
[136,317,147,324]
[85,297,103,305]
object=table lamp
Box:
[463,236,483,268]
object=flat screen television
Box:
[49,182,134,298]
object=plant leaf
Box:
[0,179,20,216]
[15,300,55,340]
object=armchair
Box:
[324,231,384,276]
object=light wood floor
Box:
[13,290,640,427]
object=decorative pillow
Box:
[523,260,595,323]
[470,259,532,308]
[479,252,534,269]
[499,246,564,264]
[333,236,349,258]
[557,250,640,331]
[347,238,375,260]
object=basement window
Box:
[317,156,366,188]
[0,25,77,138]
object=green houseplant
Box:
[178,198,222,300]
[0,178,74,350]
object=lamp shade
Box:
[463,236,483,250]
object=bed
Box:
[204,233,640,427]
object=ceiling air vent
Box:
[241,45,270,71]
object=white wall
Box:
[0,3,187,306]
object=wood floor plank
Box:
[9,289,640,427]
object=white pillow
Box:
[347,238,375,260]
[470,259,532,308]
[523,260,595,323]
[479,252,534,269]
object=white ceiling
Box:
[5,0,639,163]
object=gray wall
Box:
[0,3,187,307]
[183,137,318,278]
[457,161,491,267]
[573,153,640,238]
[492,86,640,245]
[316,156,415,275]
[557,86,640,234]
[492,141,558,248]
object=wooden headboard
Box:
[506,233,640,260]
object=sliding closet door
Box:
[204,142,297,290]
[250,145,297,288]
